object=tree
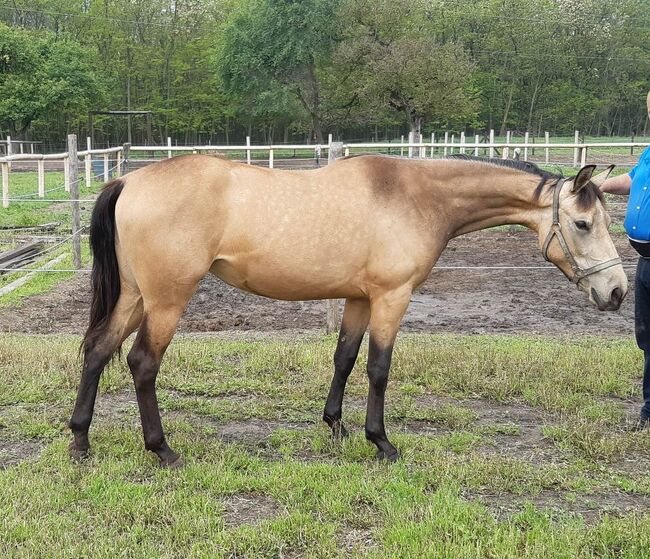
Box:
[218,0,347,142]
[0,23,103,138]
[340,0,478,134]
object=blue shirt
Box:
[624,145,650,240]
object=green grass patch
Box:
[1,333,649,556]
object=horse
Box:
[68,154,628,466]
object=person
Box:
[601,91,650,429]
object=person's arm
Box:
[601,173,632,195]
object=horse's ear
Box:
[590,164,615,189]
[571,165,597,193]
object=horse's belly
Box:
[210,256,366,301]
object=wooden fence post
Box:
[489,129,495,158]
[474,134,480,156]
[123,143,131,174]
[246,136,251,164]
[103,153,109,182]
[37,159,45,197]
[85,136,92,188]
[67,134,82,270]
[1,161,8,208]
[524,132,529,161]
[430,132,435,158]
[545,131,550,163]
[326,142,343,334]
[443,131,449,157]
[460,131,466,154]
[167,136,172,159]
[573,130,579,167]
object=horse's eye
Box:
[575,220,590,231]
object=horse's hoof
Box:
[331,420,349,440]
[376,449,399,462]
[161,455,183,469]
[69,442,90,462]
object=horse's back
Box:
[113,154,435,300]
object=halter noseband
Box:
[541,178,622,284]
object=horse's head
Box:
[537,165,628,311]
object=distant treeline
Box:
[1,0,649,148]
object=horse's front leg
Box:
[365,286,412,461]
[323,298,371,439]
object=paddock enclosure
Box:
[1,136,650,557]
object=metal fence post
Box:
[326,141,343,334]
[67,134,82,269]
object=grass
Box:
[0,171,97,306]
[1,333,650,557]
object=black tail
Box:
[82,179,125,355]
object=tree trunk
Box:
[526,79,540,132]
[500,81,515,136]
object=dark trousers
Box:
[635,257,650,417]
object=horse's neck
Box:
[429,165,547,238]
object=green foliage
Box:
[0,22,103,136]
[0,0,648,143]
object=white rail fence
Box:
[2,129,649,207]
[0,133,644,327]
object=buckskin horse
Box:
[68,154,628,466]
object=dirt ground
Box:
[0,230,639,337]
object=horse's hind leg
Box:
[323,298,370,438]
[126,301,188,467]
[69,285,143,460]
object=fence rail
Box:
[2,131,649,210]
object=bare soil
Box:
[0,230,638,337]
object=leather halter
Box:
[541,178,622,284]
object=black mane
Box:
[447,154,561,180]
[448,154,604,209]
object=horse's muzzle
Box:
[591,286,625,311]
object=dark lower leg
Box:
[127,322,179,466]
[69,350,111,458]
[323,326,365,438]
[365,338,398,460]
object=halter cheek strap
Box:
[541,178,622,284]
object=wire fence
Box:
[0,133,644,301]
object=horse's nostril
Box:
[610,287,623,307]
